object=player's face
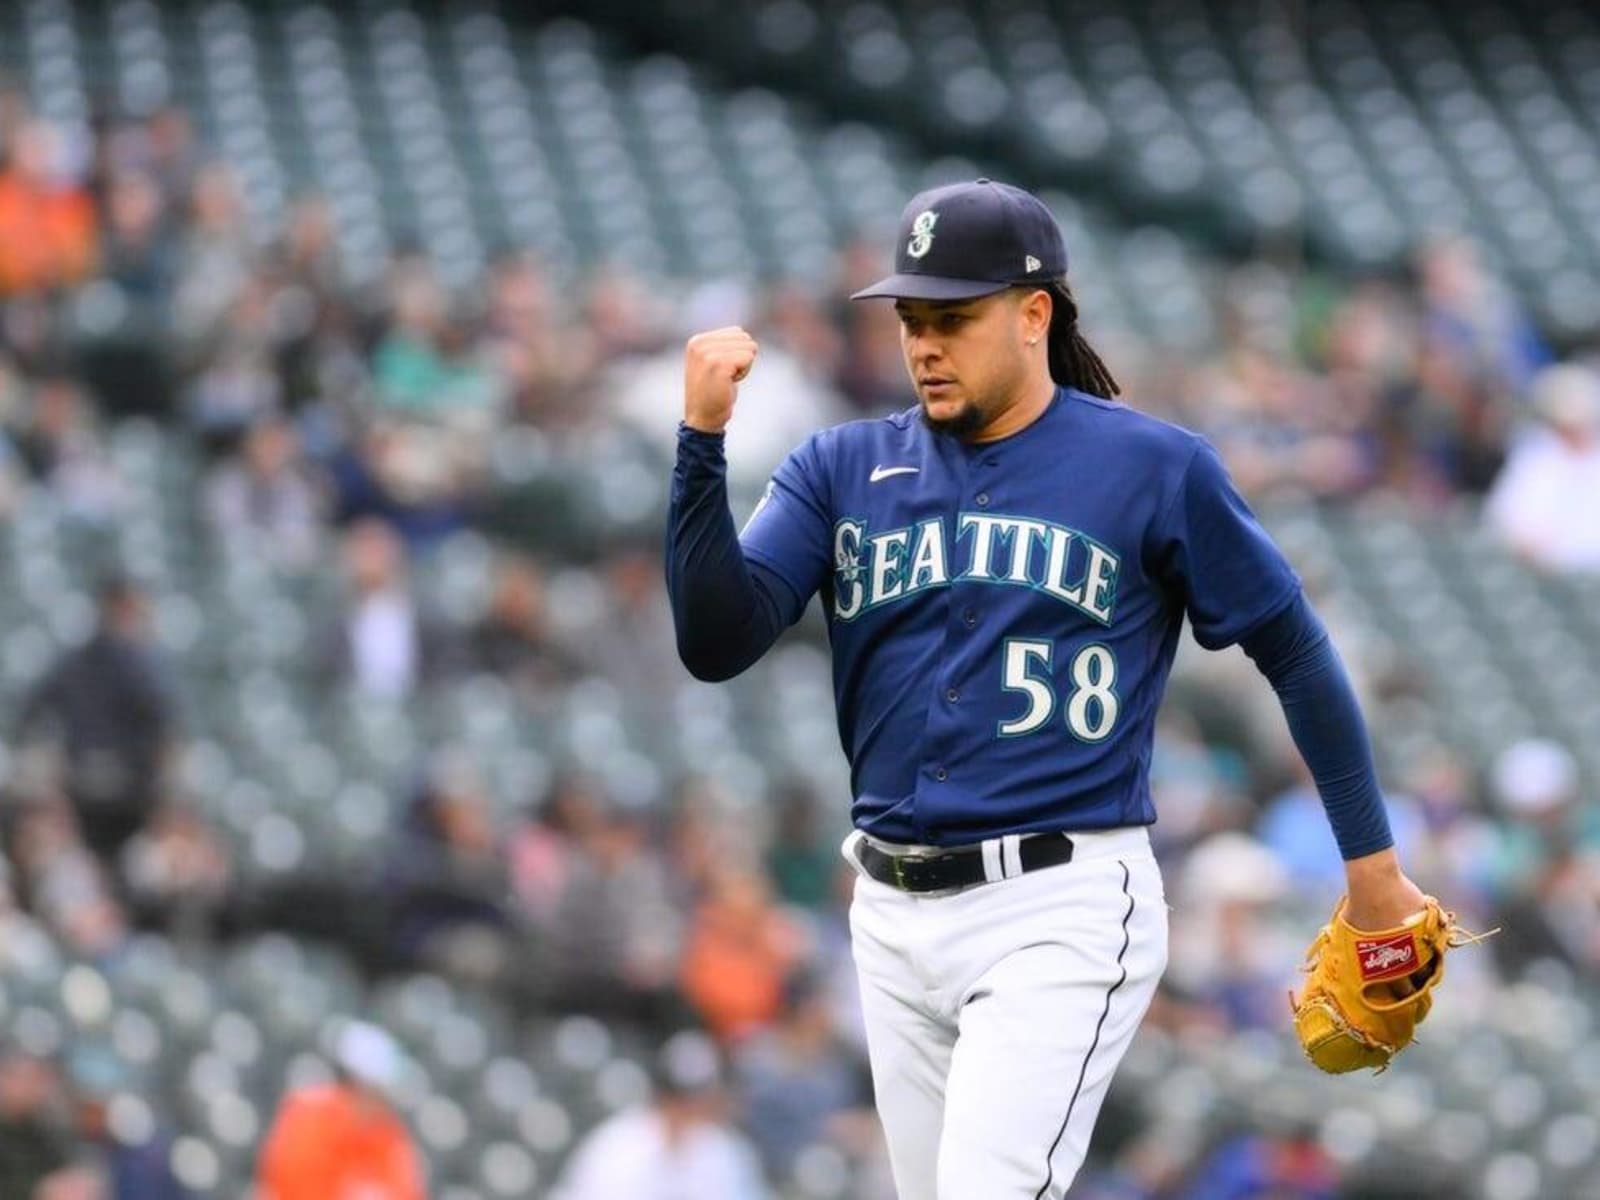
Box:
[895,293,1032,438]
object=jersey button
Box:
[934,766,948,782]
[975,492,990,508]
[962,609,977,627]
[945,687,959,702]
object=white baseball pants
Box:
[844,827,1168,1199]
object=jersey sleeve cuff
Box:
[1194,578,1303,651]
[1337,827,1396,862]
[677,422,727,447]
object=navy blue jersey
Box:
[737,387,1300,845]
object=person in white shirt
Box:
[552,1030,771,1200]
[1485,363,1600,572]
[317,518,448,698]
[203,417,324,571]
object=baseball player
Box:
[666,179,1438,1197]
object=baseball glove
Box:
[1290,895,1485,1074]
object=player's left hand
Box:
[1291,892,1460,1073]
[1342,849,1427,932]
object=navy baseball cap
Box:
[851,178,1068,302]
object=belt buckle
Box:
[879,847,936,891]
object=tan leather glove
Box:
[1290,895,1484,1073]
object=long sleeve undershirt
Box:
[1238,593,1394,860]
[666,426,797,682]
[665,424,1393,859]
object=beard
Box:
[919,395,990,439]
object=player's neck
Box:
[966,372,1057,443]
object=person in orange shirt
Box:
[679,866,806,1042]
[0,119,97,296]
[256,1021,426,1200]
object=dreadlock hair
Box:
[1042,278,1120,400]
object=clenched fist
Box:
[683,326,758,434]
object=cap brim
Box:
[849,274,1011,302]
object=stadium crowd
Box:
[0,89,1596,1200]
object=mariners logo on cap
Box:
[906,210,938,259]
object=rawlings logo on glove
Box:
[1356,934,1416,981]
[1290,896,1492,1074]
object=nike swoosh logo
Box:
[869,465,920,483]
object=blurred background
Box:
[0,0,1596,1197]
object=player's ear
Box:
[1017,287,1052,346]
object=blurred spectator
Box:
[1200,346,1372,500]
[510,773,605,921]
[31,1165,106,1200]
[100,105,199,213]
[801,863,873,1060]
[143,107,199,210]
[170,165,253,345]
[0,1056,79,1200]
[1486,739,1600,976]
[256,1022,425,1200]
[202,417,325,569]
[1484,363,1600,572]
[1392,333,1508,499]
[66,1047,190,1200]
[316,518,449,698]
[833,237,909,415]
[370,259,443,409]
[763,782,838,911]
[383,756,519,984]
[18,576,175,861]
[553,1030,770,1200]
[680,866,806,1042]
[574,543,686,715]
[372,261,499,421]
[0,118,97,296]
[468,553,575,693]
[764,284,845,391]
[120,804,233,942]
[70,274,175,447]
[0,363,29,513]
[1162,833,1296,1032]
[0,852,16,931]
[1318,281,1428,495]
[266,195,359,413]
[581,268,669,367]
[181,276,284,445]
[536,790,682,1024]
[481,249,590,428]
[276,195,343,300]
[333,253,498,536]
[1417,236,1550,398]
[328,417,483,545]
[9,376,124,523]
[734,970,872,1180]
[1177,1128,1338,1199]
[663,776,734,903]
[99,170,174,306]
[6,798,129,962]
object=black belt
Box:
[854,833,1075,894]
